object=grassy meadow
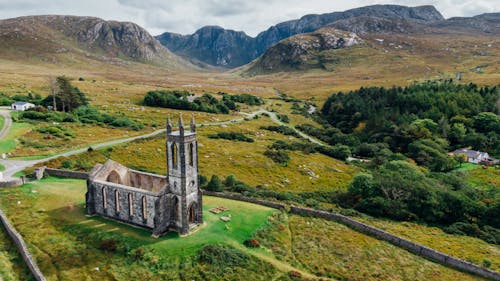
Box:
[43,116,357,193]
[0,226,34,281]
[0,177,490,281]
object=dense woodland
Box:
[143,90,263,114]
[316,81,500,244]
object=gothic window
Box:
[142,196,147,220]
[189,142,194,166]
[172,196,179,221]
[102,187,107,209]
[171,143,177,168]
[128,193,133,216]
[115,190,120,213]
[107,170,122,184]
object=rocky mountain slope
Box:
[156,4,444,67]
[246,28,363,73]
[0,15,183,66]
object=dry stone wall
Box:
[0,209,46,281]
[289,206,500,281]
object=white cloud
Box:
[0,0,498,36]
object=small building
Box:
[11,101,35,111]
[452,148,490,164]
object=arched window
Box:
[189,142,194,166]
[142,196,147,220]
[107,170,122,184]
[115,190,120,213]
[171,143,177,168]
[172,196,179,222]
[102,187,107,209]
[128,193,133,216]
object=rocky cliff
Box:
[0,15,177,63]
[156,4,444,67]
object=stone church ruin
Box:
[85,115,203,236]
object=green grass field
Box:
[0,177,288,280]
[0,122,32,154]
[0,226,34,281]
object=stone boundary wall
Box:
[0,208,46,281]
[44,168,89,179]
[0,178,25,187]
[202,191,286,210]
[289,206,500,281]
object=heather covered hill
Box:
[0,15,189,68]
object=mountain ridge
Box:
[156,4,446,68]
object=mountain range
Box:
[156,5,500,69]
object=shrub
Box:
[243,238,260,248]
[206,175,223,192]
[208,132,254,142]
[99,239,118,252]
[260,125,301,138]
[264,149,290,166]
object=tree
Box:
[56,76,88,112]
[47,76,58,111]
[206,175,223,192]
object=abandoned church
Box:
[85,115,203,236]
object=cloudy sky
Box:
[0,0,498,36]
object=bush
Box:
[206,175,223,192]
[208,132,254,142]
[243,238,260,248]
[277,114,289,123]
[264,149,290,166]
[260,125,301,138]
[99,239,118,252]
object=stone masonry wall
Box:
[44,168,89,179]
[202,191,286,210]
[0,208,46,281]
[289,206,500,281]
[89,180,159,229]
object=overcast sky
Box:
[0,0,498,36]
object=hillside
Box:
[0,15,186,68]
[156,4,444,67]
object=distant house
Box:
[452,148,490,164]
[11,101,35,111]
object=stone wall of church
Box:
[87,180,160,229]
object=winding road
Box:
[0,108,324,180]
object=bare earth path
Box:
[0,109,324,180]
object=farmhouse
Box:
[11,101,35,111]
[452,148,490,164]
[85,115,203,236]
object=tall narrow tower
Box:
[166,114,203,234]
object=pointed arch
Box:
[189,142,194,166]
[171,196,179,222]
[128,193,133,216]
[115,190,120,213]
[142,196,147,220]
[188,202,198,223]
[107,170,122,184]
[102,187,107,209]
[171,143,178,168]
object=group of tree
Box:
[315,81,499,171]
[143,90,263,114]
[345,160,499,244]
[19,76,142,130]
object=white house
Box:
[452,148,490,164]
[11,101,35,111]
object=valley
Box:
[0,3,498,281]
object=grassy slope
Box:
[256,213,486,281]
[0,227,34,281]
[458,163,500,189]
[0,177,287,280]
[0,122,32,154]
[43,117,356,193]
[356,217,500,271]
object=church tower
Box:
[166,114,203,234]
